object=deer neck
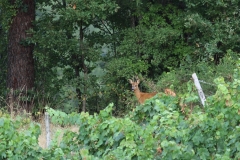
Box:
[134,88,142,100]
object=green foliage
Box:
[157,50,239,98]
[0,0,17,31]
[0,117,42,159]
[0,1,9,103]
[47,103,157,159]
[0,63,239,159]
[106,57,149,78]
[186,67,240,158]
[31,0,120,113]
[42,65,240,159]
[1,2,240,159]
[116,3,188,77]
[101,2,190,112]
[2,0,240,115]
[183,0,240,62]
[32,0,240,115]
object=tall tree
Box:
[183,0,240,63]
[0,9,7,104]
[7,0,35,112]
[33,0,119,113]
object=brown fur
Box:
[129,79,157,104]
[164,88,176,96]
[129,78,176,104]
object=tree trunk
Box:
[7,0,35,112]
[82,63,87,112]
[79,20,87,112]
[73,62,82,113]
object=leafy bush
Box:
[157,50,239,97]
[46,63,240,159]
[0,117,42,159]
[0,61,239,159]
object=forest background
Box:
[1,0,239,115]
[0,0,240,159]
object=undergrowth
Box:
[0,60,239,159]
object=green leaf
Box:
[0,118,4,127]
[198,148,210,160]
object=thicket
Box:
[1,0,240,114]
[0,61,239,159]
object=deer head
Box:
[128,76,140,92]
[129,76,156,104]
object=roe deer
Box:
[164,88,176,96]
[129,77,176,104]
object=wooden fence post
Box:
[45,112,51,148]
[192,73,206,107]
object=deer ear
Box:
[136,79,140,84]
[128,79,133,83]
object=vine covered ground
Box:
[0,64,240,159]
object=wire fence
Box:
[198,80,216,87]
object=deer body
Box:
[129,79,157,104]
[129,77,176,104]
[133,87,157,104]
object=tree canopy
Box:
[0,0,239,113]
[0,1,239,159]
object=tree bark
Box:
[7,0,35,112]
[73,62,82,113]
[79,20,87,113]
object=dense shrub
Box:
[0,60,239,159]
[0,116,42,159]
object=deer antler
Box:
[133,76,140,82]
